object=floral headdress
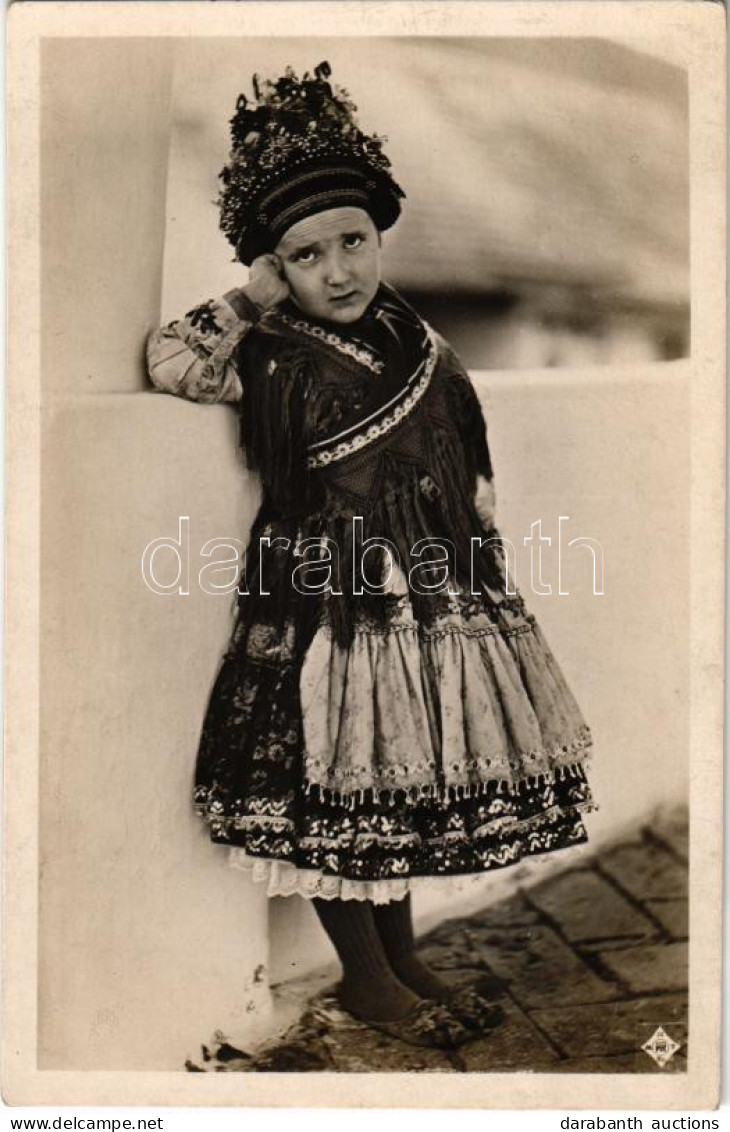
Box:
[218,62,406,265]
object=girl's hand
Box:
[244,253,290,312]
[474,475,497,529]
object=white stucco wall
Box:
[39,396,275,1070]
[37,37,277,1071]
[40,39,175,396]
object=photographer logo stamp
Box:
[642,1027,681,1068]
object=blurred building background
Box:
[162,37,689,368]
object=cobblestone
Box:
[644,899,688,940]
[456,922,619,1009]
[527,869,657,943]
[529,994,687,1058]
[547,1051,687,1074]
[595,941,688,995]
[599,840,687,902]
[458,999,561,1070]
[465,893,541,928]
[649,807,689,864]
[187,805,689,1075]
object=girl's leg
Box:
[371,893,454,1000]
[311,897,421,1023]
[373,893,505,1032]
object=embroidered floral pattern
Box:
[199,761,596,893]
[194,588,596,892]
[185,299,223,337]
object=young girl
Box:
[147,63,596,1050]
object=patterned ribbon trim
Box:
[274,310,384,374]
[306,325,438,469]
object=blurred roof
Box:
[167,36,689,313]
[377,39,688,305]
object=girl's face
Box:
[275,207,382,325]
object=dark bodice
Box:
[233,284,501,646]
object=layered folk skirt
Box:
[193,559,596,903]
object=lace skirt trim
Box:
[228,838,593,904]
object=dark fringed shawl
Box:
[238,332,318,516]
[446,366,494,487]
[232,287,505,649]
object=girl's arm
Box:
[146,257,290,404]
[146,289,260,404]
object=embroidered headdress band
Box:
[218,62,406,265]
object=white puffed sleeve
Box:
[146,289,262,404]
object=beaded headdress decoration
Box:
[218,61,406,265]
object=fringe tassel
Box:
[443,366,494,486]
[239,339,317,514]
[301,758,589,810]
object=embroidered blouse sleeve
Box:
[146,289,261,404]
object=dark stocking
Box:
[312,897,421,1023]
[372,893,455,1001]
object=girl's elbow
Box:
[145,329,196,395]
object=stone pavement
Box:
[186,805,688,1074]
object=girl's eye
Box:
[292,249,317,265]
[343,234,364,250]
